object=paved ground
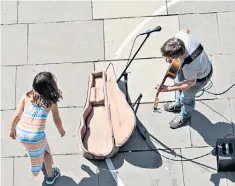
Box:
[1,0,235,186]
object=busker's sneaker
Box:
[164,102,181,113]
[46,167,60,185]
[169,114,191,129]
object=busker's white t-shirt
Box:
[175,30,212,81]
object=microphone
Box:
[138,26,162,36]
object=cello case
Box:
[79,63,136,159]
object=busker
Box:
[155,28,213,129]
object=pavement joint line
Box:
[228,99,235,135]
[16,1,19,24]
[1,153,82,158]
[13,157,15,186]
[26,24,29,65]
[179,148,186,186]
[2,54,235,68]
[198,100,233,123]
[177,14,180,30]
[1,146,214,159]
[91,0,94,20]
[1,98,234,111]
[188,121,193,147]
[165,0,169,15]
[93,61,95,71]
[1,19,102,26]
[1,10,235,26]
[0,106,84,111]
[102,20,106,61]
[1,58,161,67]
[14,66,17,110]
[215,12,221,41]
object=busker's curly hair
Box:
[26,72,63,108]
[160,37,186,59]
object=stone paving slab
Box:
[220,33,235,54]
[45,107,83,155]
[28,21,104,64]
[217,12,235,35]
[92,0,167,19]
[104,15,179,60]
[181,147,228,186]
[14,157,45,186]
[16,63,94,108]
[1,1,17,25]
[120,103,192,150]
[1,24,28,65]
[212,55,235,99]
[1,110,26,157]
[1,157,13,186]
[190,99,234,147]
[18,1,92,23]
[167,1,235,14]
[1,66,16,110]
[14,155,98,186]
[217,12,235,54]
[179,13,220,54]
[98,150,184,186]
[95,59,175,103]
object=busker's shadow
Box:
[189,101,235,185]
[190,103,234,148]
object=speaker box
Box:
[216,138,235,172]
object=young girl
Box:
[9,71,66,185]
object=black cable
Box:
[136,123,213,162]
[196,80,213,97]
[204,83,235,95]
[224,134,235,138]
[197,80,235,97]
[134,82,235,162]
[126,35,140,67]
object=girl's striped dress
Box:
[16,104,51,176]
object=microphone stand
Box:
[116,33,151,106]
[117,33,150,83]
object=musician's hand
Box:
[155,84,170,92]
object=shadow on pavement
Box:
[210,172,235,186]
[190,111,234,147]
[103,116,164,170]
[190,101,235,185]
[41,164,101,186]
[94,80,164,170]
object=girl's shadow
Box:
[42,164,100,186]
